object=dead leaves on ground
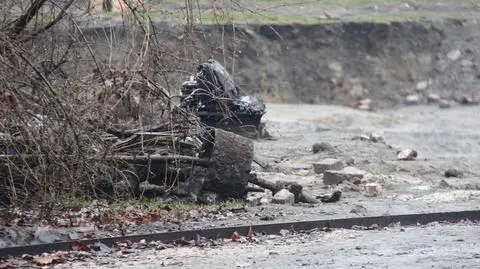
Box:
[230,226,258,243]
[32,254,66,266]
[0,260,16,269]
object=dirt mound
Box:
[76,18,480,109]
[226,19,480,108]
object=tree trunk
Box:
[200,128,254,199]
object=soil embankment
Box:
[79,18,480,108]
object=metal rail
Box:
[1,210,479,259]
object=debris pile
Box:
[0,62,268,205]
[180,59,267,138]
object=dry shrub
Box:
[0,0,252,208]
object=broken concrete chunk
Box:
[397,149,417,161]
[260,191,273,205]
[357,98,373,111]
[405,94,420,105]
[323,167,367,185]
[427,93,441,103]
[447,49,461,62]
[415,81,429,91]
[352,134,371,141]
[272,189,295,205]
[364,183,380,197]
[369,131,385,143]
[438,99,452,109]
[312,158,344,174]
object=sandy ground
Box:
[59,222,480,269]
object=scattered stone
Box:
[444,168,464,178]
[246,192,264,206]
[33,228,60,244]
[460,91,480,105]
[415,81,429,91]
[317,190,342,203]
[198,191,220,204]
[352,134,371,141]
[461,59,473,68]
[369,131,385,143]
[312,158,344,174]
[427,93,441,103]
[438,99,451,109]
[272,189,295,205]
[350,204,367,214]
[397,149,417,161]
[345,157,355,166]
[323,167,367,185]
[312,142,333,153]
[298,191,319,204]
[364,183,380,197]
[259,215,275,221]
[447,49,461,62]
[260,191,273,205]
[350,84,366,98]
[438,179,452,188]
[339,180,361,192]
[405,94,420,105]
[357,98,372,111]
[89,242,111,253]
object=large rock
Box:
[312,158,344,174]
[323,167,367,185]
[272,189,295,205]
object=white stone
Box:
[415,81,429,91]
[447,49,461,62]
[427,93,441,103]
[364,183,380,197]
[397,149,417,161]
[369,131,385,143]
[272,189,295,205]
[405,94,420,105]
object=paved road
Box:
[61,223,480,268]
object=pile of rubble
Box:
[0,59,276,205]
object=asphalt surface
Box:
[59,222,480,269]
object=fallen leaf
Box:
[115,240,132,248]
[21,254,33,261]
[72,241,91,252]
[33,254,65,266]
[0,260,16,269]
[33,256,53,266]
